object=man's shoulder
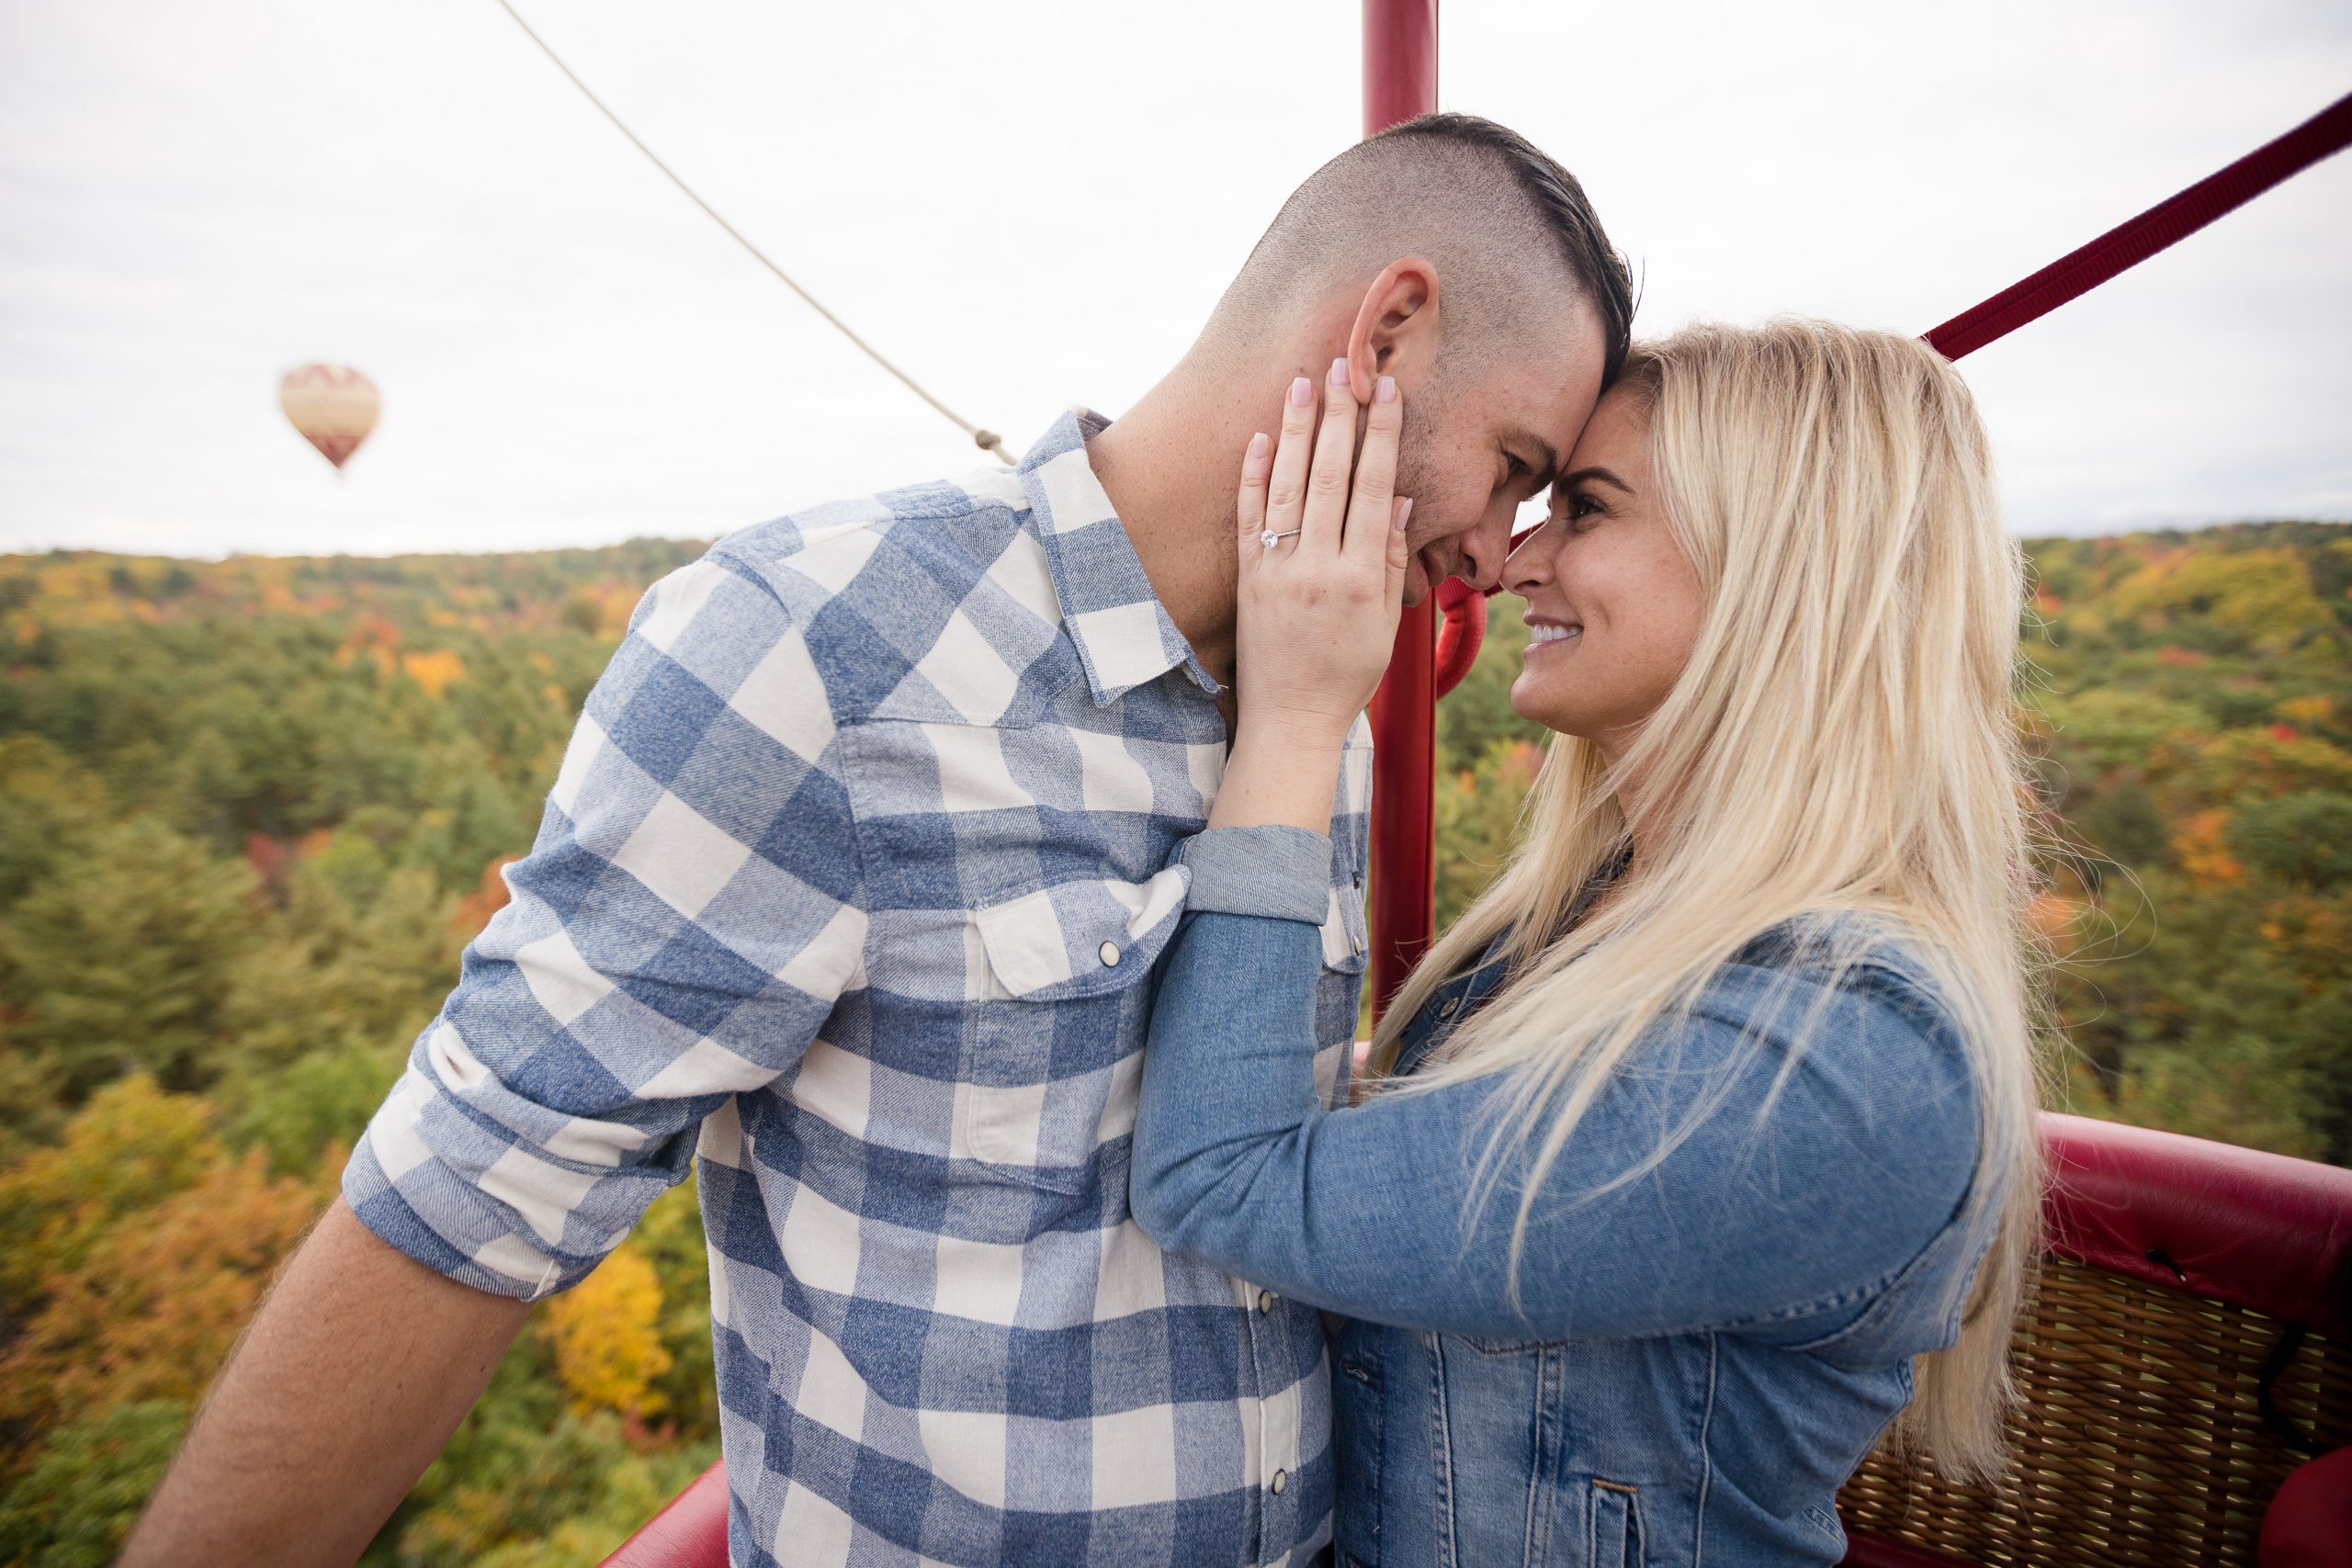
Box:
[662,465,1070,727]
[707,465,1038,618]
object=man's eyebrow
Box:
[1505,430,1561,485]
[1561,465,1633,494]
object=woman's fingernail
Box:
[1375,375,1396,405]
[1247,431,1269,460]
[1396,498,1414,531]
[1330,357,1351,389]
[1290,376,1314,407]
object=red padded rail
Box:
[597,1459,728,1568]
[2041,1111,2352,1334]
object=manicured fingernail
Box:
[1396,498,1414,531]
[1375,375,1396,404]
[1247,431,1268,460]
[1289,376,1314,406]
[1330,357,1351,389]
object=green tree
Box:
[0,817,261,1100]
[0,1400,189,1568]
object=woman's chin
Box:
[1507,672,1563,730]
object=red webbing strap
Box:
[1926,91,2352,360]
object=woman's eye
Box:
[1565,492,1603,525]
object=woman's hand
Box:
[1234,358,1412,744]
[1208,358,1411,836]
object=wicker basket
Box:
[1838,1256,2352,1568]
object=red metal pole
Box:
[1362,0,1438,1021]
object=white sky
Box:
[2,0,2346,558]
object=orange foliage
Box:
[452,853,522,936]
[334,613,401,676]
[2154,646,2209,668]
[2027,892,2083,946]
[0,1146,330,1432]
[2171,808,2244,888]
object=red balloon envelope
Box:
[279,364,379,469]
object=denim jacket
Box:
[1130,828,1995,1567]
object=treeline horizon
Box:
[1,515,2345,1564]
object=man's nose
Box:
[1455,510,1517,594]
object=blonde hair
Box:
[1373,320,2046,1482]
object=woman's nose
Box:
[1503,522,1555,598]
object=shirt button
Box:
[1258,1289,1275,1313]
[1099,941,1122,968]
[1271,1468,1289,1495]
[1438,996,1461,1019]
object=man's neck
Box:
[1082,363,1256,691]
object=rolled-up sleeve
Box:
[344,553,865,1300]
[1175,825,1333,923]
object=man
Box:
[126,112,1631,1568]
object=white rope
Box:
[489,0,1013,463]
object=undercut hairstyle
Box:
[1204,113,1634,386]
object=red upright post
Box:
[1362,0,1439,1022]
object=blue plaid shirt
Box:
[345,409,1372,1567]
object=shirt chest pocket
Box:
[954,870,1185,1194]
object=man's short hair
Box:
[1209,112,1635,386]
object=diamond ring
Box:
[1260,528,1303,548]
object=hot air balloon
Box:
[279,364,379,470]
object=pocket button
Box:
[1099,941,1122,968]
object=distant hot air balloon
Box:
[279,364,379,470]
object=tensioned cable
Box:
[488,0,1013,463]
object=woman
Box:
[1130,321,2044,1566]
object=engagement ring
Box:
[1261,528,1302,548]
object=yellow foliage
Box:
[0,1074,219,1303]
[2110,547,2329,651]
[544,1244,673,1419]
[2278,694,2333,727]
[401,648,467,698]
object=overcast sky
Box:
[2,0,2346,558]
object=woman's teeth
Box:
[1527,623,1581,646]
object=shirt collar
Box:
[1017,407,1218,706]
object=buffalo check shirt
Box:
[345,408,1373,1567]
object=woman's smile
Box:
[1524,614,1582,653]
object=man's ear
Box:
[1345,256,1440,403]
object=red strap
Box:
[1927,92,2352,360]
[1432,577,1486,698]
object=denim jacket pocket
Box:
[1586,1480,1645,1568]
[956,872,1183,1193]
[1461,1332,1559,1357]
